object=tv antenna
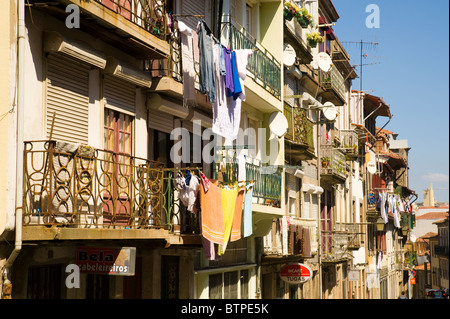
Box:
[342,40,380,92]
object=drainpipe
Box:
[2,0,25,290]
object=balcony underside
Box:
[319,88,346,106]
[320,171,346,184]
[30,0,170,60]
[22,226,202,245]
[285,139,315,161]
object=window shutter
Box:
[103,75,136,114]
[303,194,310,219]
[180,0,205,30]
[46,53,89,144]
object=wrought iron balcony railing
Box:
[212,150,282,207]
[94,0,167,39]
[321,230,349,263]
[336,222,364,250]
[226,19,281,99]
[318,66,346,102]
[284,105,314,151]
[22,140,199,234]
[339,129,359,159]
[320,145,346,181]
[150,16,281,100]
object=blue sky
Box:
[331,0,449,203]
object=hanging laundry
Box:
[230,186,245,242]
[218,186,239,255]
[199,180,224,245]
[377,250,383,270]
[243,183,253,238]
[230,50,242,100]
[199,171,211,192]
[197,20,216,103]
[392,195,401,228]
[218,43,226,75]
[178,21,196,107]
[234,49,253,100]
[174,171,200,213]
[212,49,253,141]
[223,47,234,96]
[379,191,388,223]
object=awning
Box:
[362,92,392,118]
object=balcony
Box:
[21,140,200,243]
[213,151,282,208]
[321,230,350,264]
[338,130,359,160]
[318,66,346,105]
[284,104,315,160]
[33,0,170,59]
[336,222,364,251]
[263,217,315,258]
[227,20,281,101]
[320,145,346,184]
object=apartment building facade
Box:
[1,0,418,300]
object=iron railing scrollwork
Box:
[22,140,199,234]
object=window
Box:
[377,231,387,253]
[208,269,251,299]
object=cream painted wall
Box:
[0,0,11,235]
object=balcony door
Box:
[103,108,134,226]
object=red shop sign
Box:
[280,263,313,284]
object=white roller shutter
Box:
[103,75,136,114]
[148,109,174,134]
[180,0,205,30]
[46,53,90,144]
[311,194,318,220]
[303,193,310,219]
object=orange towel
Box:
[200,180,224,245]
[230,187,245,242]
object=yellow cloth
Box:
[218,187,238,255]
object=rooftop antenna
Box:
[342,40,379,92]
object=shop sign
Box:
[280,263,312,284]
[76,247,136,276]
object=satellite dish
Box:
[317,52,333,72]
[269,111,289,138]
[283,44,297,67]
[322,101,338,121]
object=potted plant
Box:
[283,2,298,21]
[321,156,330,168]
[306,32,325,48]
[296,8,313,28]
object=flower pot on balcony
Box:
[284,9,294,21]
[321,161,329,168]
[308,39,318,48]
[297,16,309,28]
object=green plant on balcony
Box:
[283,2,300,21]
[306,32,324,48]
[296,8,313,28]
[321,156,330,168]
